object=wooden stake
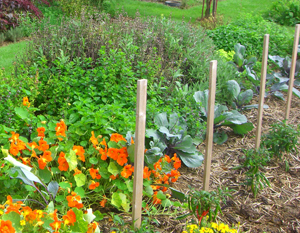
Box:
[285,24,300,121]
[203,60,217,191]
[255,34,269,150]
[132,79,147,229]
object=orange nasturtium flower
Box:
[23,97,30,107]
[167,169,181,183]
[154,159,162,171]
[121,164,134,178]
[38,139,49,152]
[0,220,16,233]
[116,152,128,166]
[87,222,98,233]
[172,153,181,169]
[110,133,126,143]
[109,174,118,180]
[99,138,108,160]
[152,191,162,205]
[143,166,151,180]
[88,180,100,190]
[38,151,52,170]
[37,127,46,138]
[55,120,67,139]
[9,143,19,156]
[73,168,82,176]
[90,131,98,146]
[58,152,69,171]
[99,195,107,207]
[66,192,84,209]
[73,145,85,162]
[9,132,19,143]
[89,168,101,179]
[164,154,172,163]
[49,219,62,232]
[62,209,76,226]
[16,139,26,151]
[28,141,38,158]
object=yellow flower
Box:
[211,222,218,229]
[20,220,26,226]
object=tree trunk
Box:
[205,0,210,18]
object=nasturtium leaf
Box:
[125,180,133,193]
[55,195,65,202]
[114,179,127,190]
[66,149,77,171]
[70,208,88,233]
[42,218,54,232]
[74,173,86,187]
[154,112,168,127]
[14,107,29,120]
[111,192,122,209]
[74,186,85,198]
[99,167,110,179]
[161,199,172,207]
[93,210,104,221]
[2,211,21,232]
[108,161,120,176]
[89,157,98,165]
[227,80,240,99]
[83,208,95,224]
[156,190,166,200]
[38,168,51,183]
[80,141,88,147]
[47,181,59,199]
[108,141,118,148]
[59,182,71,189]
[143,185,153,197]
[46,201,55,213]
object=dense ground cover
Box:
[0,0,300,232]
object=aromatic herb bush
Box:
[207,15,293,59]
[264,0,300,26]
[13,11,237,138]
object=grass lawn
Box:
[0,40,29,75]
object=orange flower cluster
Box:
[22,97,30,107]
[73,145,85,162]
[0,195,99,233]
[66,192,84,209]
[55,120,67,141]
[58,152,69,171]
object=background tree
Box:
[202,0,218,19]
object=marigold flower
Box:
[23,97,30,107]
[0,220,15,233]
[58,152,69,171]
[89,180,100,190]
[121,164,134,178]
[73,145,85,162]
[110,133,126,143]
[62,209,76,226]
[37,127,45,138]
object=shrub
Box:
[0,0,52,32]
[207,14,294,58]
[12,12,237,138]
[264,0,300,26]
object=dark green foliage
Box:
[264,0,300,26]
[207,15,293,58]
[261,121,300,159]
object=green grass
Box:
[0,40,29,75]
